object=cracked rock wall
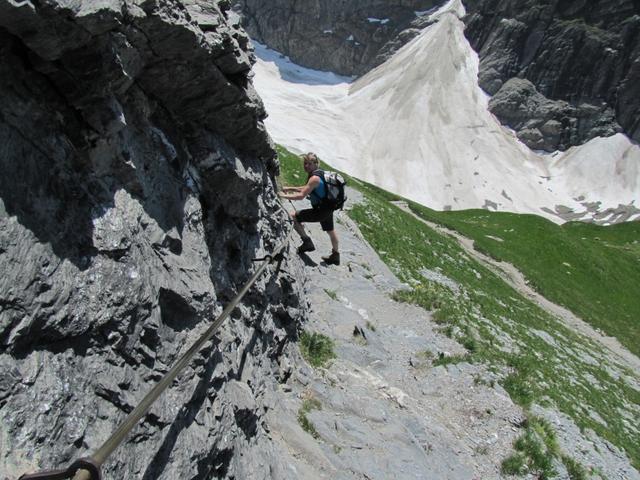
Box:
[234,0,446,77]
[0,1,305,478]
[463,0,640,150]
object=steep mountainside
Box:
[463,0,640,150]
[236,0,640,151]
[234,0,445,76]
[0,1,306,478]
[271,146,640,479]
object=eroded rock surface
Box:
[234,0,446,76]
[266,194,640,480]
[0,1,305,478]
[463,0,640,150]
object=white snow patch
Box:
[367,17,390,25]
[545,134,639,209]
[485,235,504,242]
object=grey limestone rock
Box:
[464,0,640,149]
[234,0,447,76]
[488,77,621,151]
[0,0,305,478]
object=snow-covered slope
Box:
[252,0,640,223]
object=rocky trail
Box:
[265,195,523,479]
[262,193,640,479]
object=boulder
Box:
[489,78,621,151]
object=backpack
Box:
[313,169,347,210]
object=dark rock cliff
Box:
[0,1,305,478]
[463,0,640,150]
[235,0,445,77]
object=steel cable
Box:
[20,191,295,480]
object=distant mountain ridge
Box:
[236,0,640,151]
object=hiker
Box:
[279,152,340,266]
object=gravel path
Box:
[265,197,524,479]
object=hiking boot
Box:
[321,250,340,266]
[297,237,315,254]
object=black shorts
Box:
[296,206,334,231]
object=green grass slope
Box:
[278,144,640,357]
[405,206,640,358]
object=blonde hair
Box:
[302,152,319,167]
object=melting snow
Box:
[367,17,390,25]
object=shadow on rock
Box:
[297,252,318,267]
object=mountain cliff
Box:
[2,1,639,479]
[250,1,640,224]
[0,1,306,478]
[234,0,445,76]
[463,0,640,150]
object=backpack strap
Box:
[311,169,326,196]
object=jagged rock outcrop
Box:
[235,0,446,76]
[463,0,640,150]
[488,78,621,151]
[0,1,306,478]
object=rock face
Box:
[488,78,621,151]
[235,0,446,76]
[0,1,306,478]
[463,0,640,150]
